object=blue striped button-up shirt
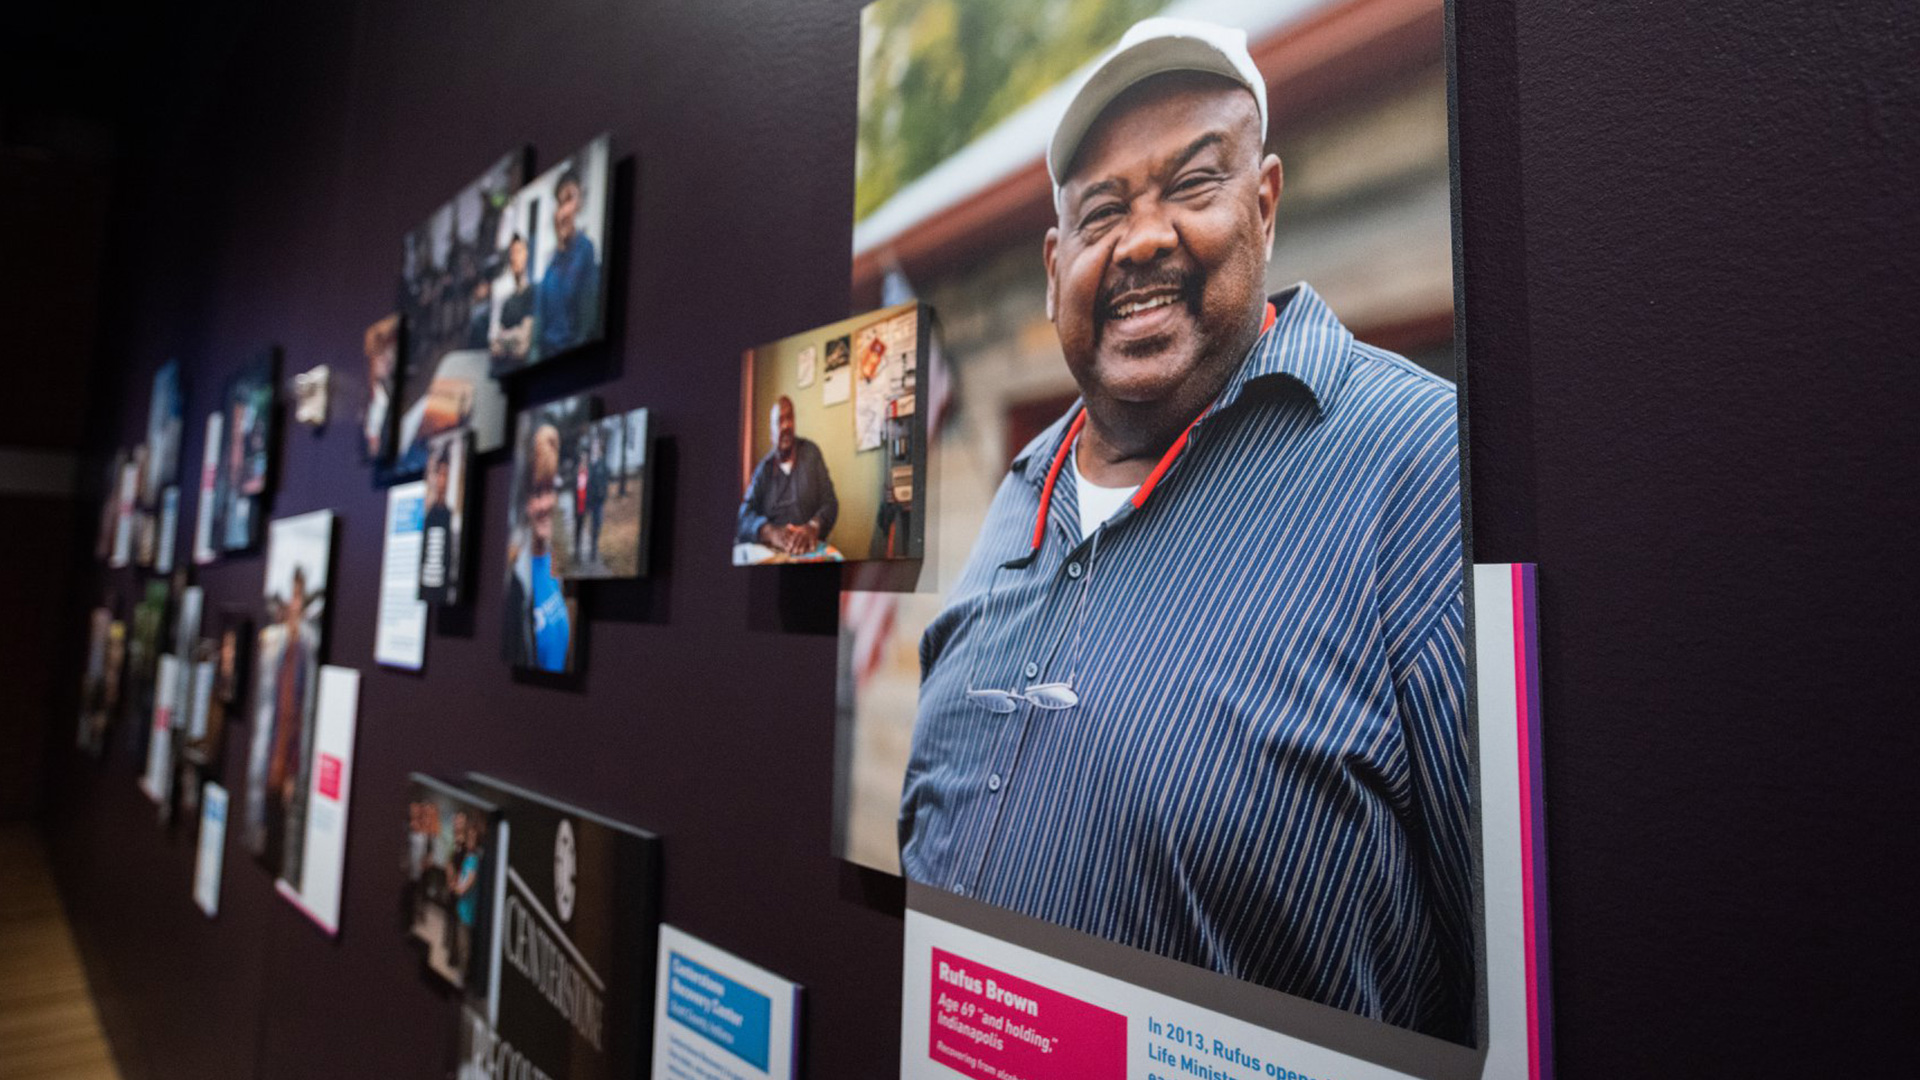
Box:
[900,284,1471,1041]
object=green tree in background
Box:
[856,0,1166,223]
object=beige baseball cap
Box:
[1048,17,1269,192]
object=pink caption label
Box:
[315,754,343,800]
[928,947,1126,1080]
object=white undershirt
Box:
[1071,445,1139,538]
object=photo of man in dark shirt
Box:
[418,434,462,604]
[735,395,840,562]
[490,233,535,369]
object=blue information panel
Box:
[652,925,801,1080]
[666,951,773,1070]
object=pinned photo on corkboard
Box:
[822,334,851,406]
[502,396,593,674]
[488,133,612,376]
[735,302,928,566]
[553,408,651,580]
[393,152,521,475]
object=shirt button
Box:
[987,773,1002,792]
[1023,661,1039,679]
[1066,561,1084,579]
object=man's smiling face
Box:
[1045,71,1279,412]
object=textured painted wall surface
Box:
[1454,0,1919,1074]
[38,0,1916,1076]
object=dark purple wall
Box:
[0,136,112,821]
[1453,0,1918,1074]
[36,0,1916,1077]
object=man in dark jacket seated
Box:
[735,395,839,562]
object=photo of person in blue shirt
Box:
[897,18,1473,1043]
[502,419,575,673]
[532,157,602,362]
[405,778,499,991]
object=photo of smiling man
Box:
[882,12,1473,1044]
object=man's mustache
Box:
[1094,264,1203,333]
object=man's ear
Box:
[1043,226,1061,322]
[1259,154,1284,260]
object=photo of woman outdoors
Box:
[553,408,650,579]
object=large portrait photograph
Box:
[243,510,335,887]
[394,152,521,474]
[735,302,929,565]
[502,396,592,674]
[836,0,1472,1049]
[488,133,613,375]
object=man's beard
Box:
[1093,262,1204,354]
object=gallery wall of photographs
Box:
[65,106,892,1074]
[35,1,1588,1079]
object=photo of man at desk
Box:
[736,395,840,562]
[734,302,927,566]
[893,16,1474,1044]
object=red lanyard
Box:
[1027,302,1277,554]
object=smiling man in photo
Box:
[736,394,840,558]
[898,18,1473,1042]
